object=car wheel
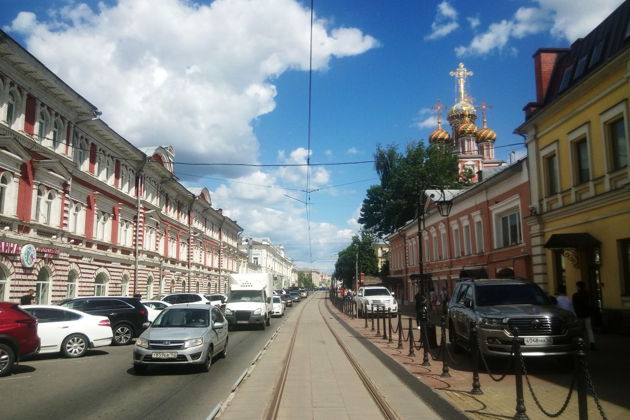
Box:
[61,334,89,358]
[200,346,213,372]
[0,343,15,377]
[133,363,147,374]
[112,323,134,345]
[219,338,228,359]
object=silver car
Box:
[448,279,581,357]
[133,304,228,373]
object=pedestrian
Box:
[20,289,36,305]
[572,281,596,351]
[555,285,575,314]
[133,293,142,300]
[414,289,424,325]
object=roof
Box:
[528,1,630,118]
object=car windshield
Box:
[205,294,225,302]
[273,297,281,303]
[228,290,263,303]
[152,308,209,328]
[475,284,550,306]
[364,288,390,296]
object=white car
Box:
[142,300,172,322]
[21,305,113,358]
[355,286,398,317]
[271,295,285,317]
[204,294,228,308]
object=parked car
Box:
[447,279,581,357]
[204,294,228,308]
[355,286,398,317]
[22,305,112,358]
[299,288,307,298]
[0,302,40,377]
[162,293,212,305]
[288,291,300,303]
[280,293,292,307]
[58,297,148,345]
[271,296,285,317]
[142,301,172,322]
[133,304,228,373]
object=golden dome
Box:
[458,122,478,137]
[477,127,497,143]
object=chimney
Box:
[533,48,567,104]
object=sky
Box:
[1,0,625,273]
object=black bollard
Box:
[470,323,483,395]
[383,306,389,340]
[440,315,451,378]
[512,327,528,420]
[364,304,368,328]
[376,306,381,336]
[387,309,393,343]
[576,338,588,420]
[397,314,403,349]
[422,320,431,367]
[408,317,416,357]
[371,306,375,331]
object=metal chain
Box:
[581,357,609,420]
[519,351,576,418]
[443,338,468,365]
[476,333,511,382]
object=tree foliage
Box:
[358,141,468,237]
[297,272,315,288]
[333,232,379,288]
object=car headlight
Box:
[479,317,505,330]
[184,337,204,348]
[224,308,232,315]
[135,337,149,348]
[253,308,262,315]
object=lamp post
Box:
[416,186,453,351]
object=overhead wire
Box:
[305,0,314,264]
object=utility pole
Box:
[355,249,359,294]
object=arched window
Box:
[69,203,82,234]
[97,152,107,180]
[52,118,63,149]
[45,190,55,225]
[146,277,153,299]
[121,275,129,296]
[67,271,78,298]
[120,166,127,192]
[181,280,186,293]
[72,133,88,169]
[0,267,8,301]
[0,172,10,214]
[101,214,109,241]
[94,273,108,296]
[35,187,44,222]
[207,281,211,294]
[37,107,49,143]
[106,157,114,184]
[6,91,17,127]
[36,269,51,304]
[195,281,200,293]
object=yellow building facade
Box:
[517,2,630,332]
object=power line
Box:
[305,0,315,264]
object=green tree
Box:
[333,232,379,288]
[297,272,315,288]
[358,141,467,236]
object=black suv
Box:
[58,297,148,345]
[448,279,581,357]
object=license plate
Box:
[152,352,177,359]
[524,337,553,345]
[237,320,249,324]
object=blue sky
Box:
[1,0,624,272]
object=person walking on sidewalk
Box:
[572,281,596,350]
[555,285,575,314]
[20,289,36,305]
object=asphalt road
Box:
[0,312,291,420]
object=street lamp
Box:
[416,186,453,355]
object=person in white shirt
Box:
[555,285,575,314]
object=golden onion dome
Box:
[447,100,477,122]
[458,122,478,137]
[429,127,451,143]
[477,127,497,143]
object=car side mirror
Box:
[142,321,152,329]
[213,321,225,329]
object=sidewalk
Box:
[344,300,630,420]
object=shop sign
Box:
[0,241,20,254]
[20,244,37,268]
[37,247,60,259]
[1,241,60,261]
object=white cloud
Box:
[455,0,624,57]
[324,149,333,157]
[6,0,377,176]
[346,147,359,155]
[426,1,459,40]
[414,108,437,129]
[467,16,480,30]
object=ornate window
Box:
[37,107,49,143]
[52,118,64,150]
[6,90,17,127]
[0,173,10,214]
[67,271,78,298]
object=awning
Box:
[459,268,488,279]
[544,233,601,249]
